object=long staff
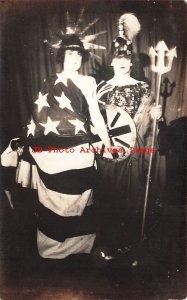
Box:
[141,41,177,241]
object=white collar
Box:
[55,71,80,86]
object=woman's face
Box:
[63,49,82,72]
[111,57,132,76]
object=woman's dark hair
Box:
[56,34,89,65]
[106,52,132,65]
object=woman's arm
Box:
[86,78,112,148]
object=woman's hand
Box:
[150,104,162,120]
[102,146,125,160]
[1,138,24,167]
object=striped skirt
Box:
[16,143,96,259]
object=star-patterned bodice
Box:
[97,81,150,119]
[26,74,92,146]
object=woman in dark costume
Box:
[96,14,162,255]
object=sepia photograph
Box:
[0,0,186,299]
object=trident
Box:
[141,41,177,241]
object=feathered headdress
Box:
[44,8,107,61]
[111,13,141,57]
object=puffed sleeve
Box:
[78,76,97,105]
[134,82,155,142]
[82,76,111,148]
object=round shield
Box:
[91,104,137,162]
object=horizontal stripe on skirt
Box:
[29,143,95,174]
[15,142,97,258]
[37,165,97,194]
[14,186,96,240]
[37,230,95,259]
[27,135,91,150]
[35,201,96,242]
[14,186,96,258]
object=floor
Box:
[0,192,186,300]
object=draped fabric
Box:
[14,74,98,259]
[25,75,91,142]
[16,159,96,259]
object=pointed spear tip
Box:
[172,46,177,57]
[155,40,169,51]
[166,46,177,58]
[149,46,157,55]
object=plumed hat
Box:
[111,13,141,57]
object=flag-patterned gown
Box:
[16,73,97,259]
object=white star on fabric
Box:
[27,119,36,136]
[35,92,49,113]
[68,118,86,134]
[39,117,60,135]
[54,92,73,111]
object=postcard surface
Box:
[0,0,186,299]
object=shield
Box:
[91,104,137,162]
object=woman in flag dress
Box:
[96,14,162,254]
[3,34,112,260]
